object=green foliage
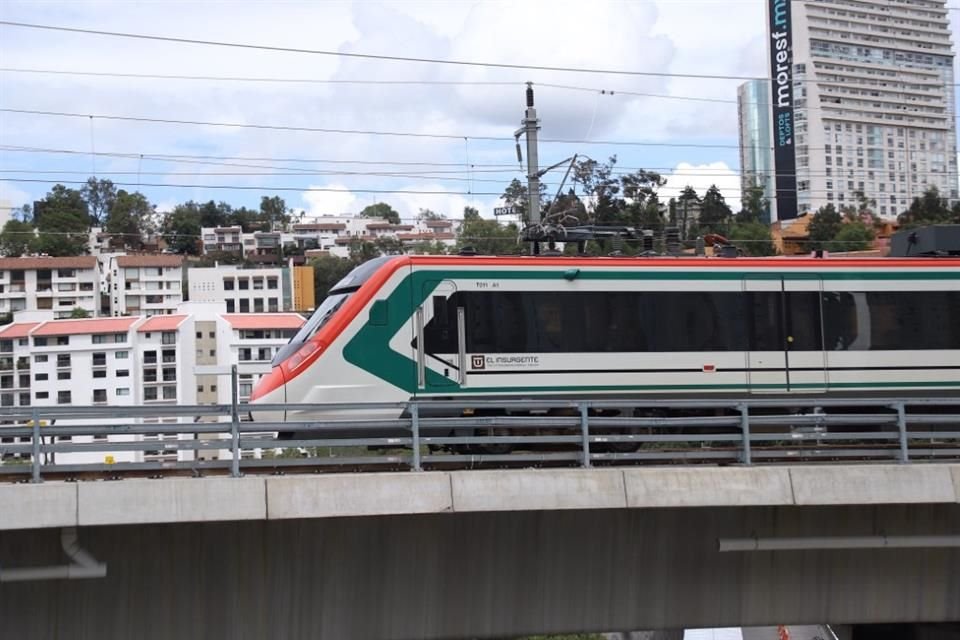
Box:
[81,177,117,226]
[359,202,400,225]
[31,185,90,256]
[70,307,91,319]
[260,195,290,229]
[408,240,448,255]
[162,204,202,255]
[727,221,777,256]
[737,180,769,224]
[898,186,953,229]
[457,206,520,255]
[106,190,154,250]
[500,178,548,224]
[828,220,875,253]
[418,208,445,221]
[572,156,665,229]
[228,206,260,233]
[311,255,357,298]
[807,204,843,251]
[697,185,733,235]
[198,200,233,228]
[0,219,35,257]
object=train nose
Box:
[249,366,286,422]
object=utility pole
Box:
[516,82,541,226]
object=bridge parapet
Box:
[3,464,958,532]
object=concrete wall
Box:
[1,504,958,639]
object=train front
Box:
[248,256,396,422]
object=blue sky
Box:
[1,0,958,221]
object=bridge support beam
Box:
[2,503,958,639]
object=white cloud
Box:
[0,181,32,208]
[661,161,742,208]
[301,184,359,217]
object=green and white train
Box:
[251,254,960,434]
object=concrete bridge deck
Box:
[3,464,959,531]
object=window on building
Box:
[143,369,157,383]
[196,332,202,339]
[117,369,129,377]
[161,332,176,345]
[208,331,215,339]
[93,389,107,403]
[92,352,107,366]
[56,336,69,346]
[56,354,70,368]
[144,387,158,401]
[238,278,249,290]
[226,299,235,313]
[268,298,279,313]
[267,278,278,290]
[162,386,177,400]
[239,299,250,313]
[57,371,70,380]
[19,392,30,406]
[35,391,49,400]
[254,299,264,313]
[92,335,106,344]
[116,351,129,360]
[34,355,47,363]
[57,390,71,404]
[224,279,235,291]
[116,388,130,396]
[93,370,106,379]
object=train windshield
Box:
[271,256,395,367]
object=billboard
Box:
[768,0,798,220]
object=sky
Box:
[1,0,958,223]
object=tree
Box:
[697,185,733,235]
[31,185,89,256]
[70,307,91,319]
[359,202,400,225]
[675,186,700,236]
[457,206,519,255]
[737,180,769,224]
[898,186,952,228]
[260,195,290,230]
[829,221,875,253]
[81,177,117,226]
[500,178,548,224]
[418,208,445,221]
[199,200,233,228]
[727,222,776,256]
[807,204,843,251]
[227,206,260,232]
[162,204,202,255]
[310,255,356,299]
[0,219,35,257]
[106,190,154,250]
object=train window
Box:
[785,292,823,351]
[423,296,456,354]
[745,292,782,352]
[821,291,960,351]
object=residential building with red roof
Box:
[0,256,100,320]
[106,254,184,317]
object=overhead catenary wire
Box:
[0,21,766,82]
[3,144,956,183]
[9,107,946,153]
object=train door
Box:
[743,276,788,393]
[415,280,463,391]
[743,275,827,393]
[782,275,828,393]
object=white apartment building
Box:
[749,0,957,220]
[0,307,304,466]
[107,255,184,317]
[0,257,100,319]
[187,265,284,314]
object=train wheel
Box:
[473,427,514,455]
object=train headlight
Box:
[286,340,324,371]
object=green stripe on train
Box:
[342,268,960,393]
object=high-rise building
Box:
[751,0,957,220]
[738,79,777,223]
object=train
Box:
[250,254,960,446]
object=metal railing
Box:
[0,396,959,482]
